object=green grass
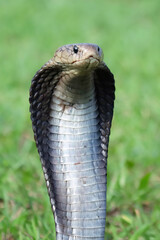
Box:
[0,0,160,239]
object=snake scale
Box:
[29,43,115,240]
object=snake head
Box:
[53,43,104,71]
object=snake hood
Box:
[29,43,115,240]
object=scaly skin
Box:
[29,43,115,240]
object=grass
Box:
[0,0,160,239]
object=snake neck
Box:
[47,70,106,239]
[53,70,95,105]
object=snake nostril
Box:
[97,46,100,52]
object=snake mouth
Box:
[88,55,101,62]
[71,56,100,65]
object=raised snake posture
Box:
[29,43,115,240]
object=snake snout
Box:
[87,45,104,62]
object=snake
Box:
[29,43,115,240]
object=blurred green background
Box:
[0,0,160,239]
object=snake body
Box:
[29,43,115,239]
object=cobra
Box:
[29,43,115,240]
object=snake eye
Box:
[73,45,78,54]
